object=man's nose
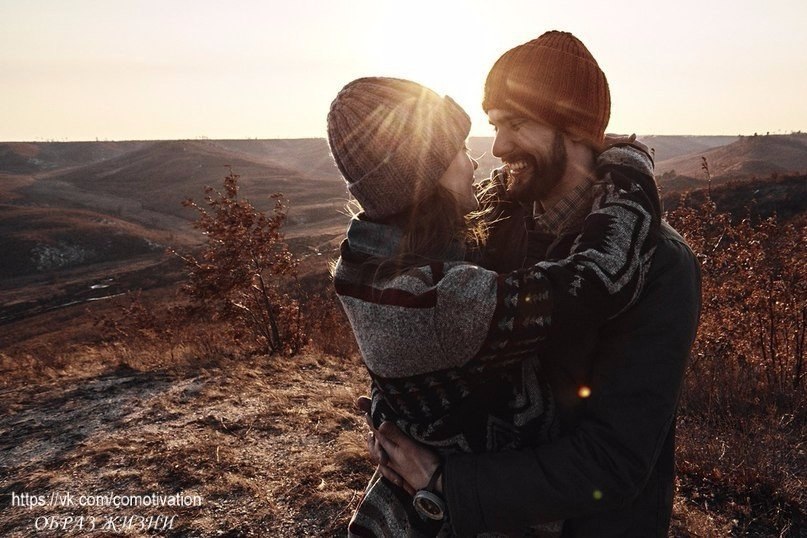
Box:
[491,131,512,159]
[471,157,479,171]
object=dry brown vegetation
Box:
[178,171,305,356]
[1,319,371,536]
[2,151,806,535]
[3,204,804,537]
[1,266,368,536]
[666,194,806,537]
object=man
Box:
[360,31,701,536]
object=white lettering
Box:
[161,515,178,530]
[34,516,49,530]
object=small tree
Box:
[178,169,304,355]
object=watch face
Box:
[413,490,445,521]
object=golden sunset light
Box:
[1,1,805,536]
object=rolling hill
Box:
[211,138,343,181]
[638,135,738,162]
[25,140,345,221]
[1,134,803,287]
[656,133,807,186]
[0,204,168,279]
[0,141,147,175]
[0,139,350,298]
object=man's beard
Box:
[507,130,567,203]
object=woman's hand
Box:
[356,396,442,496]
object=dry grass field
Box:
[1,266,804,536]
[1,314,372,536]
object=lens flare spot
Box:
[578,386,591,398]
[593,489,603,501]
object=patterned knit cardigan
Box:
[336,150,658,448]
[335,147,658,537]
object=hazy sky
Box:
[1,0,805,141]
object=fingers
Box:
[633,138,651,154]
[356,395,376,438]
[376,463,413,494]
[366,431,378,463]
[375,422,442,491]
[603,133,631,146]
[374,423,422,486]
[375,424,408,476]
[366,430,389,465]
[356,396,372,414]
[377,420,410,448]
[368,430,413,494]
[604,132,636,142]
[374,423,411,479]
[377,421,422,465]
[354,399,420,496]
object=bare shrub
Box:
[666,186,806,534]
[666,197,806,419]
[176,170,305,356]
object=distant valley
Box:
[0,139,349,323]
[1,134,805,323]
[0,139,349,280]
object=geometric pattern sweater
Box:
[335,146,659,537]
[335,157,659,453]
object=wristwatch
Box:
[412,462,446,521]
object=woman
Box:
[327,77,658,536]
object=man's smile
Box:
[504,155,537,193]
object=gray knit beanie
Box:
[327,77,471,220]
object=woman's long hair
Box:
[359,184,491,280]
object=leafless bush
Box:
[176,170,305,356]
[666,196,806,421]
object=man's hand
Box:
[602,133,653,162]
[356,396,442,496]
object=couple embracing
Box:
[326,31,701,537]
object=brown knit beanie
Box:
[327,77,471,220]
[483,31,610,147]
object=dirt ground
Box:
[0,353,372,537]
[1,337,802,537]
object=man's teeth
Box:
[508,160,528,171]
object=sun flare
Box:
[366,2,496,137]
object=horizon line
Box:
[4,131,805,144]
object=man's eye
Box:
[509,120,526,131]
